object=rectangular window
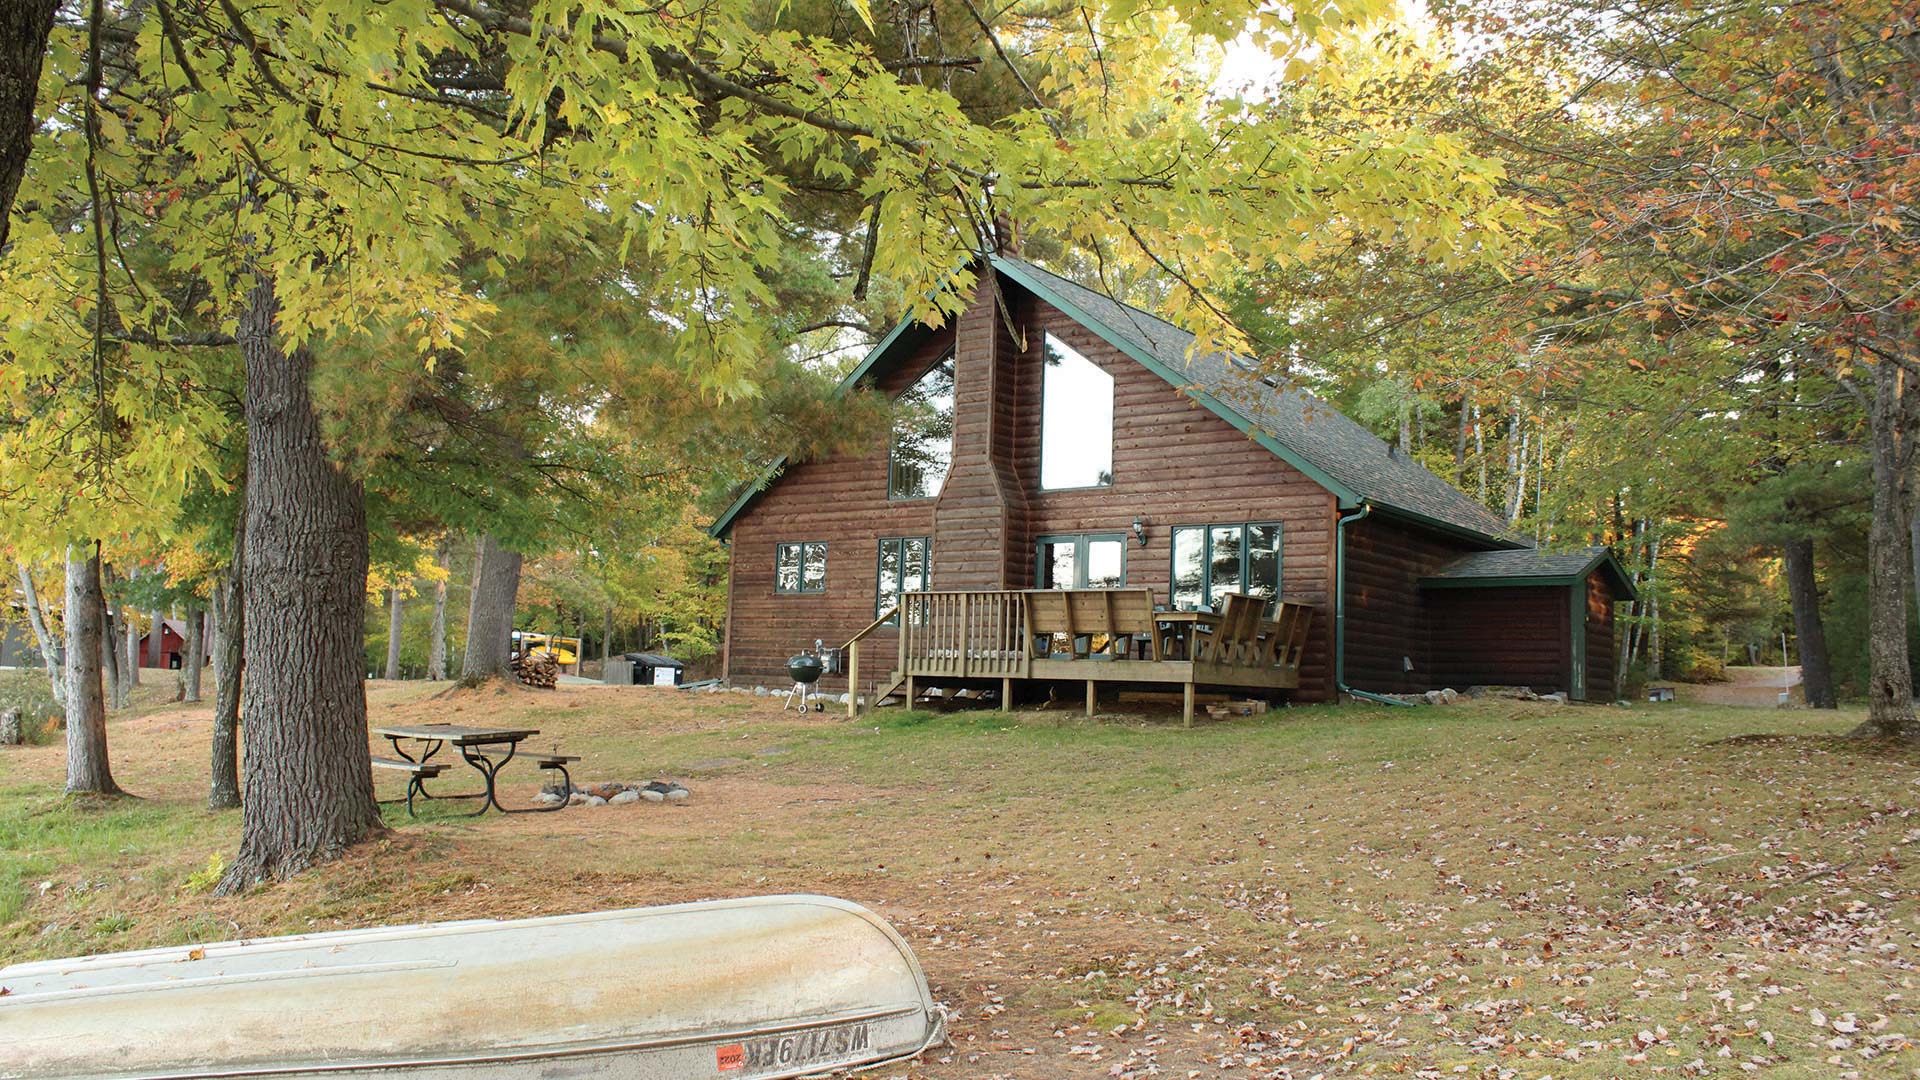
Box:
[1168,523,1282,613]
[875,537,930,620]
[1039,334,1115,490]
[775,541,827,594]
[889,354,955,500]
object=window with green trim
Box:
[1170,523,1281,612]
[875,537,930,621]
[774,541,827,594]
[1039,334,1114,490]
[888,354,954,500]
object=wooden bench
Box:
[372,756,449,815]
[530,753,579,811]
[1025,588,1159,660]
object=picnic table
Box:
[373,723,568,815]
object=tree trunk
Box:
[601,607,613,664]
[461,533,522,680]
[384,587,404,680]
[1453,396,1470,484]
[17,561,64,708]
[1646,532,1662,681]
[1854,360,1918,738]
[183,607,204,703]
[0,0,56,252]
[124,570,141,686]
[427,539,449,680]
[149,607,164,668]
[98,569,123,710]
[1783,537,1836,709]
[218,272,380,892]
[209,505,244,811]
[64,545,121,795]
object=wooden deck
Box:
[845,589,1314,725]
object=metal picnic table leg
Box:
[458,741,521,815]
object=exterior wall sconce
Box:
[1132,517,1149,547]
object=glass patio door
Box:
[1035,533,1127,589]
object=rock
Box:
[567,792,589,806]
[665,788,689,803]
[584,782,627,800]
[641,789,666,802]
[609,789,641,805]
[1440,688,1458,704]
[753,686,768,696]
[1423,690,1446,706]
[1541,691,1568,705]
[531,791,563,806]
[0,706,21,746]
[585,795,608,807]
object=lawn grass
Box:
[0,683,1912,1079]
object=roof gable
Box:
[990,255,1521,547]
[711,256,1524,546]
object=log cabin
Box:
[710,253,1635,719]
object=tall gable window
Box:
[1170,523,1281,612]
[888,354,955,500]
[775,541,827,594]
[1039,334,1114,490]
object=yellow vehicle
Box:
[513,632,580,666]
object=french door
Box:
[1034,533,1127,589]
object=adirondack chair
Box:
[1268,601,1315,676]
[1199,593,1264,666]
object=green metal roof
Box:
[711,255,1528,547]
[1421,545,1637,599]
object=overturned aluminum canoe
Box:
[0,894,945,1080]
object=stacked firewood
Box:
[511,652,560,689]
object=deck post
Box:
[905,675,915,708]
[846,640,860,718]
[1085,680,1096,718]
[1182,682,1195,728]
[1001,676,1013,711]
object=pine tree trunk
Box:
[0,0,57,252]
[1854,360,1918,738]
[209,516,244,811]
[183,607,204,703]
[461,533,522,680]
[384,587,404,680]
[1783,537,1836,709]
[64,545,121,795]
[427,539,449,680]
[17,561,64,708]
[218,272,380,892]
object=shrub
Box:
[0,669,59,745]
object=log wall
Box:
[1584,574,1618,702]
[1341,515,1464,694]
[1426,585,1572,691]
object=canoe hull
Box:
[0,895,945,1080]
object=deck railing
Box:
[898,591,1031,680]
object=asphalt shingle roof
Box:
[993,255,1519,545]
[1427,546,1613,581]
